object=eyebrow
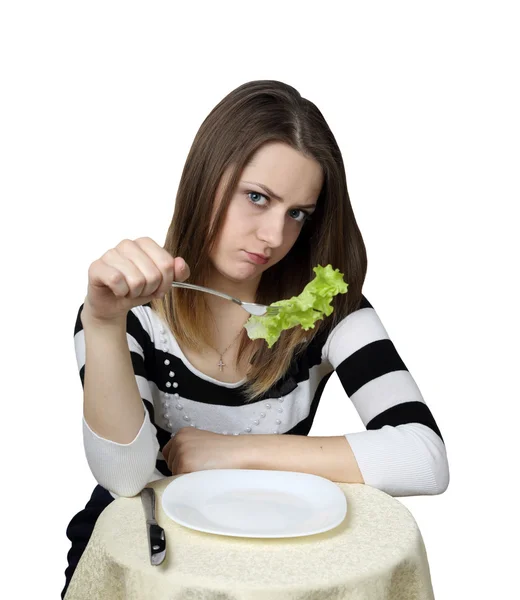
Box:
[241,181,316,209]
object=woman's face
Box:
[209,142,323,286]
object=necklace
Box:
[209,326,245,372]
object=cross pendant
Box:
[218,357,225,371]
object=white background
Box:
[1,1,518,597]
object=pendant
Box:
[218,356,225,371]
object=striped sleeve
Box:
[322,295,450,497]
[74,304,161,497]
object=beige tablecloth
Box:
[65,475,434,600]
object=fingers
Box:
[162,435,176,472]
[170,454,183,475]
[162,437,172,463]
[173,256,191,283]
[111,238,169,298]
[87,258,132,298]
[97,237,190,300]
[132,237,191,296]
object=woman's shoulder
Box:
[317,293,373,336]
[359,293,372,310]
[314,293,384,357]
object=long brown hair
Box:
[151,80,367,402]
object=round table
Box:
[65,475,435,600]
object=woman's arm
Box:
[301,295,449,497]
[81,306,146,442]
[76,303,160,497]
[246,434,365,484]
[244,423,448,496]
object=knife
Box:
[141,487,166,565]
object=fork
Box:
[171,282,280,317]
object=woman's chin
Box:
[221,262,264,282]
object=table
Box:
[64,475,435,599]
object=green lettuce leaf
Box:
[243,264,348,348]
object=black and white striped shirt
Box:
[74,295,449,498]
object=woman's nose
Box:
[257,213,285,248]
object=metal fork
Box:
[171,282,280,317]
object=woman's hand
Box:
[83,236,190,324]
[162,427,249,475]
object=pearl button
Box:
[176,404,183,410]
[164,359,170,365]
[278,397,284,403]
[253,419,259,425]
[277,408,283,413]
[276,419,282,424]
[183,415,190,422]
[222,431,228,435]
[265,403,271,409]
[233,433,239,436]
[160,337,167,344]
[173,382,178,388]
[245,427,252,433]
[162,346,168,352]
[260,412,266,418]
[166,382,171,388]
[272,429,279,434]
[169,371,175,377]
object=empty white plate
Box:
[161,469,347,538]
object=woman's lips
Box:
[244,251,269,265]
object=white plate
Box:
[161,469,347,538]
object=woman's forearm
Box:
[245,426,449,496]
[81,307,146,444]
[246,434,365,484]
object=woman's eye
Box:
[288,208,308,223]
[247,191,268,206]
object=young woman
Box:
[62,80,449,597]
